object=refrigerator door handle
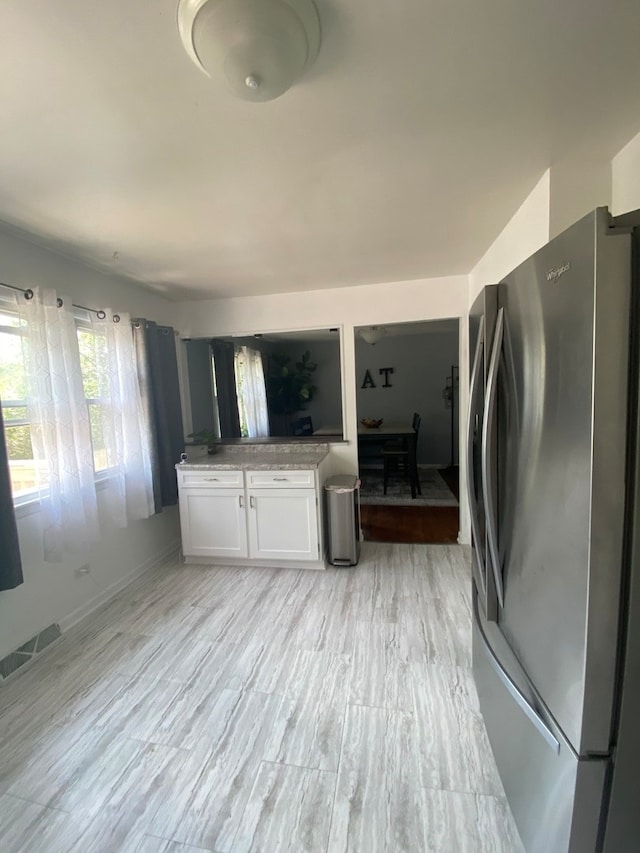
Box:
[473,592,561,754]
[482,306,505,609]
[466,315,487,599]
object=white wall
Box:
[176,275,470,539]
[612,130,640,216]
[0,225,181,662]
[468,170,551,304]
[549,148,612,239]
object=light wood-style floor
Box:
[0,543,524,853]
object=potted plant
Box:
[187,429,218,455]
[267,349,317,432]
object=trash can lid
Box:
[324,474,359,492]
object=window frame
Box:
[0,307,34,510]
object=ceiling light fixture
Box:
[359,326,387,346]
[177,0,321,102]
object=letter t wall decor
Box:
[361,367,394,389]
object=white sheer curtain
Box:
[91,310,155,527]
[17,288,99,562]
[234,346,270,438]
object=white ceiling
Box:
[0,0,639,301]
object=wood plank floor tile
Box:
[294,599,358,656]
[232,761,336,853]
[357,543,411,623]
[146,690,281,852]
[6,726,131,807]
[145,685,241,750]
[0,794,80,853]
[131,838,221,853]
[0,632,152,738]
[402,593,472,668]
[420,787,524,853]
[59,740,189,839]
[0,723,74,797]
[221,627,295,694]
[411,662,504,797]
[117,635,234,686]
[263,650,351,772]
[90,675,189,742]
[328,704,426,853]
[349,621,412,712]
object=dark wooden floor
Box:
[360,505,459,544]
[360,468,460,544]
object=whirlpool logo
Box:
[546,262,571,283]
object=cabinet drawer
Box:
[177,468,243,488]
[246,469,315,489]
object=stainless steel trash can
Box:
[324,475,361,566]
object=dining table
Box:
[313,423,420,498]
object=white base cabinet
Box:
[177,466,326,568]
[178,488,248,560]
[247,489,319,562]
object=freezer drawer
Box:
[473,614,607,853]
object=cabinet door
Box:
[179,488,248,559]
[247,489,319,561]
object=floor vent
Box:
[0,623,62,682]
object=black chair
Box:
[383,412,422,498]
[291,416,313,436]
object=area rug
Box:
[358,466,458,507]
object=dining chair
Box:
[382,412,422,497]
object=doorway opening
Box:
[354,319,460,543]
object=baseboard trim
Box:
[182,554,327,571]
[58,539,181,634]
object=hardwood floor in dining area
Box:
[0,544,523,853]
[360,467,461,544]
[360,505,460,544]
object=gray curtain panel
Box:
[0,401,24,590]
[133,320,184,511]
[211,339,241,438]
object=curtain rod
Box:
[0,281,120,322]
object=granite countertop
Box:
[176,442,330,470]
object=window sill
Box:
[13,472,112,519]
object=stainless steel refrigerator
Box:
[468,207,640,853]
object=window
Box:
[0,306,113,500]
[0,309,38,499]
[76,322,109,472]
